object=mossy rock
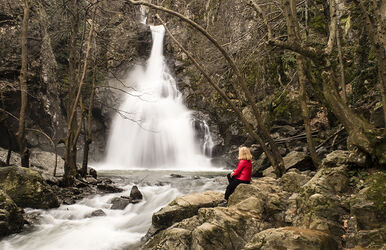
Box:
[351,171,386,230]
[0,167,59,209]
[0,190,24,238]
[244,227,339,250]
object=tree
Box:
[16,0,31,168]
[267,0,386,166]
[63,0,96,185]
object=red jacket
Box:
[233,160,252,181]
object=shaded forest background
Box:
[0,0,385,184]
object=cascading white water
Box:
[202,121,214,157]
[104,25,214,170]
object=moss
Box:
[310,15,327,34]
[365,171,386,211]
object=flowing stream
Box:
[0,25,225,250]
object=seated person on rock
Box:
[220,146,252,206]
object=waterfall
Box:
[103,25,214,170]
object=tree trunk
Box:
[297,55,321,167]
[336,22,347,103]
[81,67,96,177]
[64,0,80,186]
[64,0,96,185]
[16,0,30,168]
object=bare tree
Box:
[16,0,31,168]
[64,0,96,186]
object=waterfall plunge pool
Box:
[0,169,228,250]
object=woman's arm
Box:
[232,160,246,177]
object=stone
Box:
[151,191,223,232]
[129,185,142,203]
[89,168,97,179]
[350,172,386,231]
[85,176,98,185]
[110,197,130,210]
[244,227,339,250]
[252,152,271,177]
[290,166,350,237]
[97,183,123,193]
[0,190,24,238]
[262,166,276,178]
[90,209,106,217]
[29,150,65,176]
[283,151,315,171]
[0,167,59,209]
[280,169,312,192]
[170,174,183,178]
[23,211,42,226]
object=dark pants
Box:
[224,173,250,200]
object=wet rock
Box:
[90,209,106,217]
[0,167,59,209]
[283,151,315,171]
[110,197,130,210]
[89,168,97,179]
[244,227,339,250]
[151,191,223,233]
[85,176,98,185]
[129,185,142,203]
[23,211,42,226]
[97,183,123,193]
[0,190,24,238]
[170,174,183,178]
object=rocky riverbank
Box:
[140,150,385,250]
[0,147,125,238]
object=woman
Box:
[220,146,252,206]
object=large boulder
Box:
[280,169,313,193]
[129,185,143,203]
[0,190,24,238]
[229,177,289,226]
[0,167,59,209]
[143,207,264,250]
[244,227,339,250]
[283,151,315,171]
[151,191,223,232]
[345,171,386,249]
[290,166,349,237]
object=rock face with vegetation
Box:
[141,150,386,249]
[0,190,24,238]
[0,167,59,209]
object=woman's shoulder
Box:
[239,159,252,164]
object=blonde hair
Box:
[238,146,252,161]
